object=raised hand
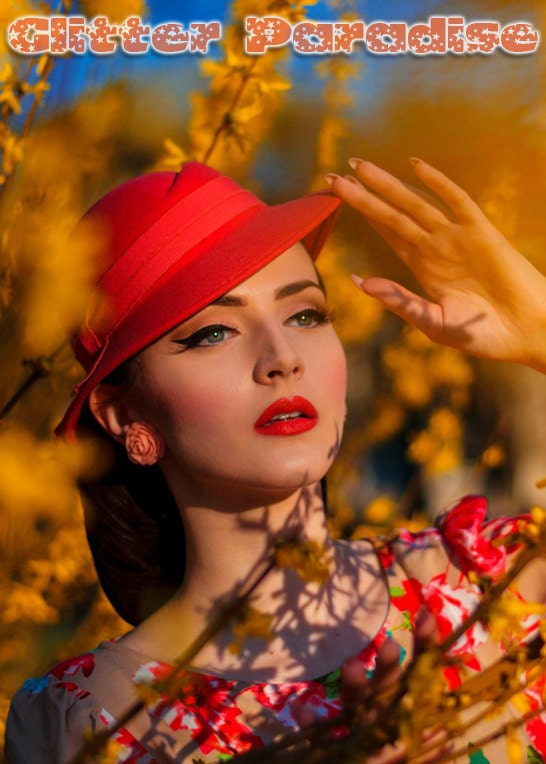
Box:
[327,159,546,373]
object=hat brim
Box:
[56,189,341,440]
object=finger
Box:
[409,158,484,225]
[352,277,444,340]
[349,159,450,230]
[341,656,370,707]
[409,728,453,764]
[342,639,401,708]
[291,697,320,729]
[374,638,403,686]
[328,174,429,247]
[367,740,408,764]
[413,606,439,654]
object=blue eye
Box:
[173,324,236,350]
[202,327,226,344]
[289,308,333,328]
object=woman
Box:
[5,158,546,763]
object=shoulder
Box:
[6,666,98,763]
[5,640,145,763]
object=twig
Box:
[0,341,67,420]
[201,57,259,165]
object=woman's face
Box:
[128,243,348,504]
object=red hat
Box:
[56,162,341,440]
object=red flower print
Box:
[355,624,389,671]
[53,681,91,700]
[389,579,424,625]
[421,574,486,655]
[48,652,95,680]
[253,679,343,737]
[99,709,156,763]
[142,669,263,757]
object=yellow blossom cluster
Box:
[187,1,292,175]
[359,326,477,482]
[408,407,463,477]
[0,425,105,698]
[479,442,506,469]
[274,539,331,584]
[382,326,474,411]
[154,0,326,178]
[0,52,147,744]
[517,507,546,557]
[342,324,479,527]
[228,605,274,655]
[486,589,545,647]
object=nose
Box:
[253,326,304,384]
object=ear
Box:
[88,384,133,444]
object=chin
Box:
[249,457,331,493]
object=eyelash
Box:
[288,307,335,329]
[173,323,238,350]
[172,308,335,351]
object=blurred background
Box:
[1,0,545,749]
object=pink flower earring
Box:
[124,422,165,466]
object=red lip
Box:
[254,396,318,436]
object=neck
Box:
[123,477,390,680]
[174,480,333,614]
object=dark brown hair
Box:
[78,371,185,627]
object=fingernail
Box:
[351,274,365,289]
[324,173,339,185]
[348,157,362,170]
[409,157,423,165]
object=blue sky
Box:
[40,0,542,109]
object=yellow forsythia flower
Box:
[480,444,506,469]
[506,724,523,764]
[274,539,331,585]
[228,605,274,655]
[2,583,58,624]
[407,408,464,476]
[487,591,545,646]
[365,398,407,445]
[152,138,187,172]
[363,496,397,525]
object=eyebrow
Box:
[212,279,324,307]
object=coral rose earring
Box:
[124,422,165,466]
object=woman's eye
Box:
[173,324,236,350]
[200,328,227,344]
[289,308,333,328]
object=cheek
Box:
[144,367,244,447]
[317,336,348,408]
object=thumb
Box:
[353,275,443,338]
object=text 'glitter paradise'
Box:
[6,15,541,57]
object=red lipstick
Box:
[254,396,318,436]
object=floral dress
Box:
[5,496,546,763]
